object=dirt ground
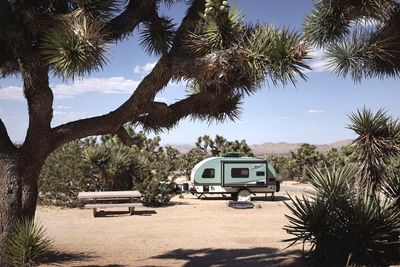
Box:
[37,182,313,267]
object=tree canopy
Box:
[305,0,400,81]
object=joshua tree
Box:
[348,107,400,193]
[305,0,400,81]
[290,143,322,180]
[0,0,309,263]
[195,134,253,156]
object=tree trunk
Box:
[0,149,43,266]
[0,154,22,267]
[21,169,40,219]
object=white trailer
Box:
[190,153,280,201]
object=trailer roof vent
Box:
[224,152,241,158]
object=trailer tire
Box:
[231,192,238,200]
[237,189,251,202]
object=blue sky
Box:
[0,0,399,145]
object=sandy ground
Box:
[36,182,313,267]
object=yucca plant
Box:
[338,191,400,266]
[305,0,400,81]
[283,195,336,260]
[348,108,400,194]
[6,218,53,267]
[284,166,400,266]
[383,158,400,210]
[284,166,356,262]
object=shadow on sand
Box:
[197,195,289,202]
[93,209,157,217]
[44,250,126,267]
[148,247,305,267]
[45,250,96,265]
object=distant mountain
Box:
[163,144,194,154]
[166,139,353,156]
[250,139,353,156]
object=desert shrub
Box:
[39,140,101,207]
[134,155,177,206]
[39,131,173,206]
[6,219,53,267]
[82,137,148,191]
[284,166,400,266]
[179,148,207,179]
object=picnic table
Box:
[78,191,142,217]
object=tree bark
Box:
[0,153,22,267]
[21,163,42,219]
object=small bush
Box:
[6,218,53,267]
[134,159,176,206]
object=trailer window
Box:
[256,171,265,176]
[231,168,249,178]
[202,168,215,178]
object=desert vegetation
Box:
[0,0,310,263]
[284,108,400,266]
[38,132,257,207]
[1,0,400,266]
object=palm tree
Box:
[305,0,400,81]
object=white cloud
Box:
[0,86,24,100]
[52,77,140,99]
[307,109,326,114]
[154,97,167,102]
[0,77,141,100]
[305,47,331,73]
[54,105,71,109]
[133,62,157,75]
[0,73,184,102]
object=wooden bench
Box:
[78,191,142,217]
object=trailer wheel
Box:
[231,192,238,200]
[237,189,251,202]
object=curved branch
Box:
[115,127,142,146]
[172,46,249,81]
[50,1,206,150]
[105,0,156,41]
[136,91,241,131]
[50,56,173,149]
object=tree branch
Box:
[136,91,241,131]
[115,127,142,146]
[105,0,156,41]
[19,56,54,154]
[50,55,173,149]
[50,1,206,149]
[0,119,15,152]
[171,46,249,81]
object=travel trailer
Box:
[190,153,280,201]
